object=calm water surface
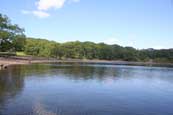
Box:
[0,64,173,115]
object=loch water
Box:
[0,64,173,115]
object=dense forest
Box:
[0,13,173,63]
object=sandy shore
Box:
[0,57,173,69]
[0,57,29,69]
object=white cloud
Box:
[36,0,66,10]
[36,0,80,11]
[21,10,50,18]
[33,10,50,18]
[21,0,80,18]
[101,34,137,47]
[102,37,122,45]
[152,46,166,49]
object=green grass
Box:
[0,52,16,57]
[16,52,27,56]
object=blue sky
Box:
[0,0,173,49]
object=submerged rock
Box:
[0,64,8,70]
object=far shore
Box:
[0,56,173,69]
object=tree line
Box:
[23,38,173,62]
[0,13,172,63]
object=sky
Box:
[0,0,173,49]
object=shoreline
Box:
[0,57,173,69]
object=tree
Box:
[51,44,65,59]
[82,42,97,59]
[23,37,173,63]
[13,35,26,51]
[0,14,24,52]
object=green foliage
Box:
[13,35,26,51]
[0,14,25,52]
[23,38,173,63]
[0,52,16,57]
[16,52,27,56]
[24,38,57,57]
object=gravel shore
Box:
[0,57,173,69]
